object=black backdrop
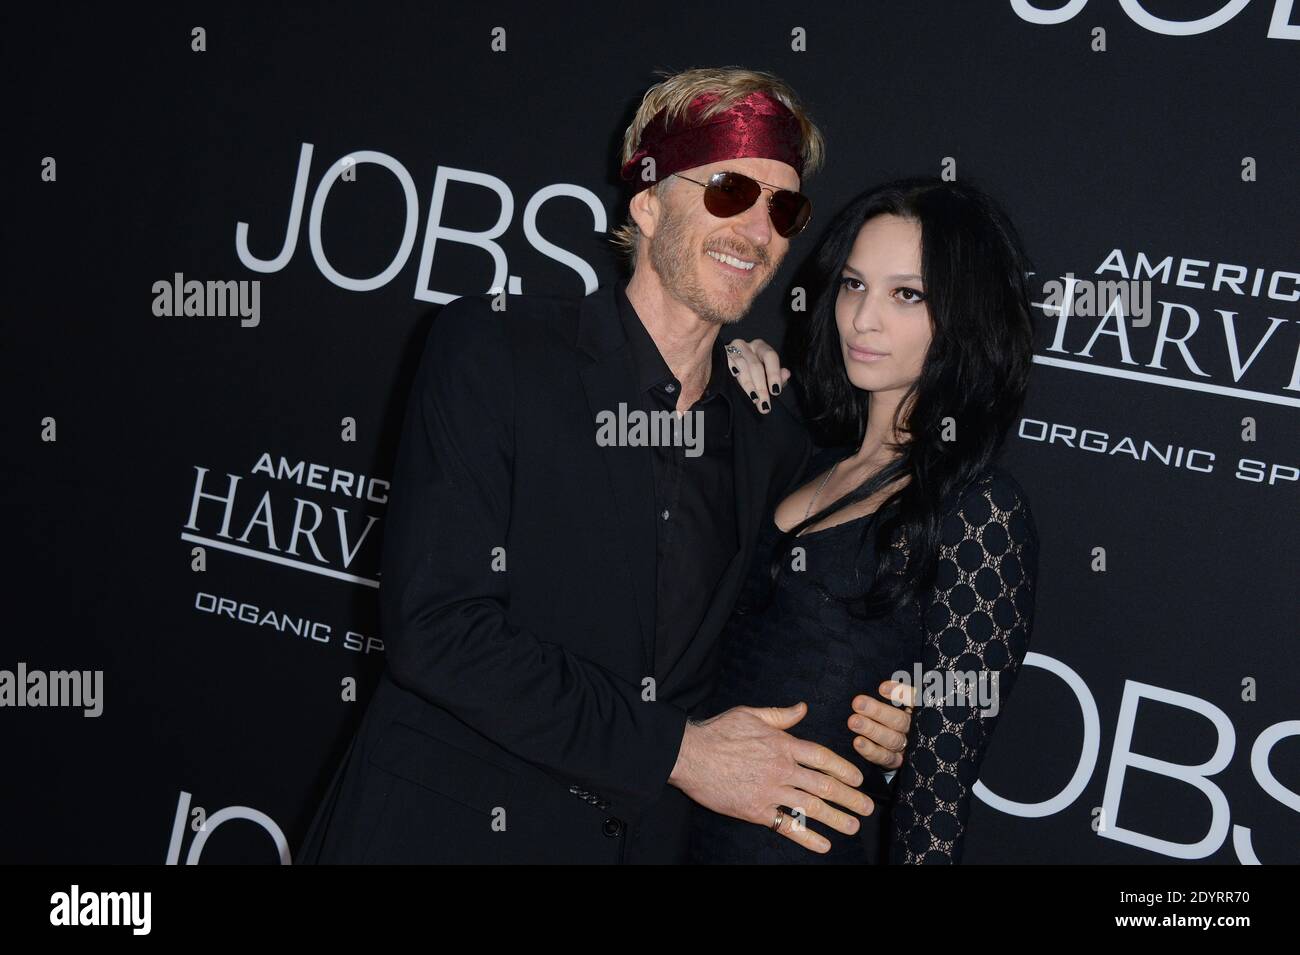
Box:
[5,0,1298,864]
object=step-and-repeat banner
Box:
[7,1,1297,863]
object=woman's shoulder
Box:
[965,467,1033,511]
[944,467,1038,545]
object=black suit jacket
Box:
[298,284,812,863]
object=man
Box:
[299,67,911,864]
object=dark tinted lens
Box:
[703,172,761,218]
[769,190,812,237]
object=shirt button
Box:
[602,818,625,838]
[661,509,670,520]
[664,383,676,393]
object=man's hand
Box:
[669,702,873,853]
[848,680,916,770]
[725,338,790,415]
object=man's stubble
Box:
[647,194,778,327]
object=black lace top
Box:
[688,446,1038,864]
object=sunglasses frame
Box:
[671,171,812,238]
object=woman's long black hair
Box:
[762,176,1035,618]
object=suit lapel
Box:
[577,288,658,676]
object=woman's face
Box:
[835,214,932,398]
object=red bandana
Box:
[619,91,804,191]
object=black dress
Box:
[688,446,1038,864]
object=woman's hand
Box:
[848,681,916,771]
[724,338,791,415]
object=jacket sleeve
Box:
[379,295,688,816]
[889,473,1039,863]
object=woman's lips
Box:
[847,345,889,362]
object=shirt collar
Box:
[615,278,675,394]
[615,279,735,423]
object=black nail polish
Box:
[730,366,739,374]
[771,383,781,395]
[760,401,769,412]
[749,391,758,400]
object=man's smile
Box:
[705,249,757,273]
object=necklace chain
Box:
[804,460,840,521]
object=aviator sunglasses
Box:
[671,171,812,238]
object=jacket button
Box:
[602,818,624,838]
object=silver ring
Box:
[724,344,743,356]
[771,810,785,832]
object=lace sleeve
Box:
[889,472,1039,864]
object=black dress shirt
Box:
[615,280,739,682]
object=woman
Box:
[690,177,1039,864]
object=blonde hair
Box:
[610,66,826,266]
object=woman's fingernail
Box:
[730,366,739,375]
[760,401,769,412]
[771,383,781,395]
[749,391,758,400]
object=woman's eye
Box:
[838,276,864,291]
[895,286,926,304]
